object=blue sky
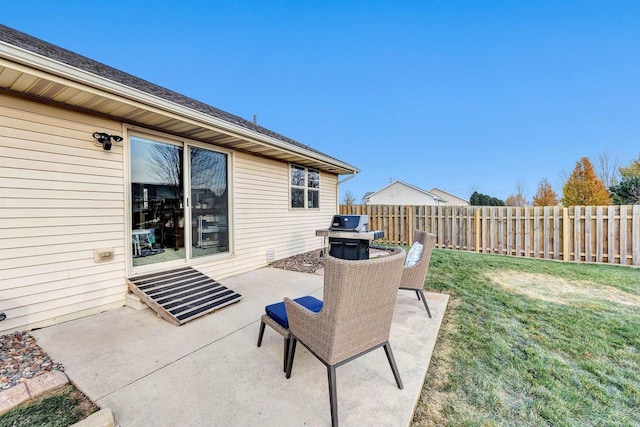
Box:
[3,1,639,203]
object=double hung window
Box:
[290,165,319,209]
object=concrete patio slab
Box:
[32,267,448,427]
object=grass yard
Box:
[412,249,640,426]
[0,384,97,427]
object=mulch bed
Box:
[269,249,326,274]
[268,247,392,274]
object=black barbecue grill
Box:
[315,215,385,260]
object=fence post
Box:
[474,208,481,252]
[575,206,583,262]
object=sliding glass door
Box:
[190,146,229,258]
[130,135,229,268]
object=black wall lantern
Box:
[92,132,123,151]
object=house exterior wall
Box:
[366,182,438,205]
[197,150,337,280]
[1,95,127,334]
[0,94,338,334]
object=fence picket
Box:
[620,206,628,265]
[543,207,550,259]
[553,206,560,260]
[596,206,604,263]
[533,207,540,258]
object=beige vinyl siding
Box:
[0,95,126,334]
[196,151,338,279]
[1,94,343,333]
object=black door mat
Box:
[127,266,242,326]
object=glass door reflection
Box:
[190,146,229,258]
[130,136,185,267]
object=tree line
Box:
[471,153,640,206]
[341,153,640,207]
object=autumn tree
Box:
[532,178,559,206]
[561,157,612,205]
[505,194,526,206]
[619,153,640,179]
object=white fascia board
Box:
[0,41,359,174]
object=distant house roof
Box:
[364,181,438,202]
[428,188,469,205]
[363,181,469,206]
[0,24,359,175]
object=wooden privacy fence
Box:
[339,205,640,266]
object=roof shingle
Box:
[0,24,335,160]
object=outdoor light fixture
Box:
[92,132,123,150]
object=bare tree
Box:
[505,182,528,206]
[342,190,356,206]
[190,147,227,196]
[559,169,568,190]
[147,143,183,200]
[516,182,527,201]
[595,151,620,189]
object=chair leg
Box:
[285,338,297,379]
[383,342,403,389]
[415,290,421,300]
[327,365,338,427]
[283,337,290,372]
[418,290,432,318]
[257,320,266,347]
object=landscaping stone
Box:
[268,247,390,274]
[0,331,64,391]
[0,331,70,414]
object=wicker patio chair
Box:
[400,230,437,317]
[284,247,406,427]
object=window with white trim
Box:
[290,164,320,209]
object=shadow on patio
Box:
[32,267,448,426]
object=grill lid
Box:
[329,215,369,232]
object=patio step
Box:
[126,266,242,326]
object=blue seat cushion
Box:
[265,296,323,329]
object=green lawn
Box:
[412,249,640,426]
